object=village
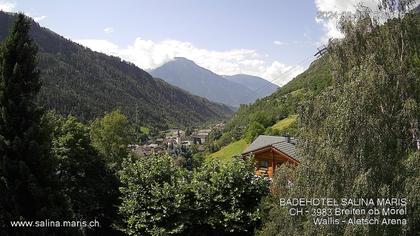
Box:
[130,122,225,157]
[129,120,300,180]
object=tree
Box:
[90,109,134,171]
[403,151,420,233]
[244,121,265,143]
[119,155,191,235]
[49,114,121,234]
[0,14,70,231]
[189,157,269,235]
[259,1,420,235]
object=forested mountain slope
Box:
[0,12,232,128]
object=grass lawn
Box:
[271,115,297,132]
[208,115,297,163]
[209,139,249,163]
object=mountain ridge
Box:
[151,57,266,107]
[0,12,233,128]
[223,74,278,98]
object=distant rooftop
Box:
[243,135,298,160]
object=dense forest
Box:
[0,11,233,129]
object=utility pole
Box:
[314,46,328,58]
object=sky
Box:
[0,0,414,86]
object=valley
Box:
[0,1,419,235]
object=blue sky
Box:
[0,0,387,85]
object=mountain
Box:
[223,74,278,97]
[151,57,260,107]
[0,12,233,128]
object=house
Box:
[147,143,159,149]
[242,135,299,178]
[155,138,164,144]
[192,129,212,144]
[166,129,185,138]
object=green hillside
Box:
[207,56,332,151]
[271,115,297,131]
[209,139,249,162]
[0,12,233,128]
[208,115,297,162]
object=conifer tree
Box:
[0,13,70,230]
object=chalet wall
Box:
[252,148,297,178]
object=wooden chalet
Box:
[242,135,299,178]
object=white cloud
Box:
[76,39,120,53]
[76,38,303,86]
[32,15,46,22]
[0,1,15,11]
[315,0,378,13]
[274,38,317,47]
[315,15,344,43]
[273,40,287,46]
[314,0,420,43]
[314,0,380,43]
[0,2,47,22]
[104,27,114,34]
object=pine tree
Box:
[0,13,70,231]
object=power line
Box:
[263,56,314,88]
[236,54,315,103]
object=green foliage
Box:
[171,146,200,170]
[270,115,297,132]
[403,152,420,233]
[192,151,205,167]
[249,111,273,128]
[265,115,298,136]
[257,165,298,236]
[134,126,149,144]
[49,113,121,233]
[119,155,190,235]
[118,155,269,235]
[191,157,270,234]
[0,14,71,232]
[140,126,150,135]
[244,121,265,143]
[277,58,332,96]
[259,4,420,236]
[90,110,134,171]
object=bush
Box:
[118,155,269,235]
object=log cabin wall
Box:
[253,147,297,178]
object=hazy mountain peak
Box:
[151,58,279,106]
[224,74,279,97]
[173,56,192,61]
